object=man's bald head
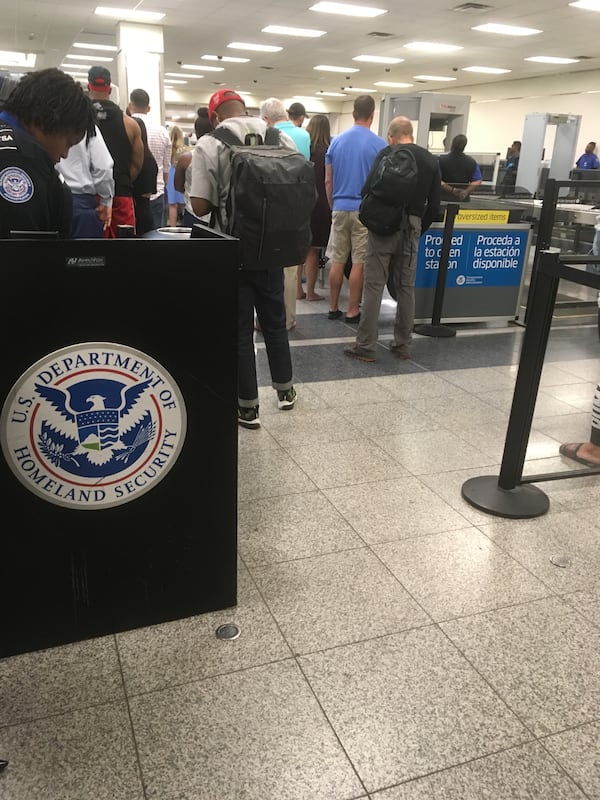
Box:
[387,116,414,143]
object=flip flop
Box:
[559,443,600,468]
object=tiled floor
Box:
[2,278,600,799]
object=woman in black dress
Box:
[297,114,332,301]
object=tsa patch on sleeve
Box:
[0,167,34,203]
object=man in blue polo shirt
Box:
[576,141,600,170]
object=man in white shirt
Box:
[128,88,171,229]
[56,125,114,237]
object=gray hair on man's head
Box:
[259,97,287,124]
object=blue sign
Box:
[416,227,529,288]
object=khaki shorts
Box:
[327,210,369,264]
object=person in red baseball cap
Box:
[190,88,298,429]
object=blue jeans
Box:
[150,194,165,230]
[238,269,293,407]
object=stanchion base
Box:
[461,475,549,519]
[413,323,456,338]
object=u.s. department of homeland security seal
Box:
[0,167,34,203]
[0,343,187,510]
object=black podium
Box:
[0,236,239,658]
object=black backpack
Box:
[211,126,317,270]
[359,145,418,236]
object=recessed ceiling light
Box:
[66,53,113,62]
[413,74,457,81]
[94,6,165,22]
[524,56,580,64]
[352,55,403,63]
[472,23,542,35]
[165,73,204,79]
[227,42,282,52]
[404,41,463,53]
[343,86,378,92]
[73,42,118,52]
[569,0,600,9]
[262,25,326,37]
[314,64,360,72]
[201,54,249,63]
[462,65,511,73]
[0,50,36,68]
[180,64,225,72]
[310,2,387,17]
[374,81,413,87]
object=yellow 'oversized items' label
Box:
[452,209,510,224]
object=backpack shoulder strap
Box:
[210,126,244,147]
[265,126,281,146]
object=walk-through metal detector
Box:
[378,93,471,149]
[515,112,581,197]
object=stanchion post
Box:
[524,178,559,324]
[461,249,560,518]
[413,203,459,338]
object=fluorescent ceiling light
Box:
[63,71,88,77]
[227,42,282,52]
[352,55,403,63]
[343,86,378,92]
[0,50,36,68]
[404,41,463,53]
[61,63,91,70]
[201,54,249,62]
[310,2,387,17]
[262,25,326,37]
[164,80,187,85]
[569,0,600,9]
[94,6,165,22]
[462,66,511,73]
[314,64,359,72]
[181,64,225,72]
[165,73,204,78]
[66,53,113,62]
[472,23,541,36]
[73,42,118,52]
[413,74,457,81]
[374,81,413,87]
[319,91,347,96]
[525,55,580,64]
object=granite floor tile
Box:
[533,411,591,444]
[238,491,363,566]
[289,438,408,489]
[441,596,600,736]
[129,659,364,800]
[541,472,600,512]
[238,423,283,453]
[561,590,600,628]
[251,548,429,654]
[496,362,581,388]
[338,399,440,439]
[116,570,292,695]
[544,720,600,800]
[374,429,495,476]
[0,702,144,800]
[478,508,600,593]
[260,406,361,449]
[371,741,587,799]
[451,419,559,462]
[306,376,396,407]
[409,391,508,428]
[299,626,529,793]
[557,358,600,382]
[374,528,550,621]
[238,447,317,502]
[258,381,329,412]
[324,476,470,544]
[0,636,124,726]
[439,366,518,393]
[476,388,583,418]
[372,371,456,402]
[542,380,597,411]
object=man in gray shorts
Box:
[324,95,387,322]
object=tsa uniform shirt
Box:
[0,111,73,238]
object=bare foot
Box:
[559,442,600,467]
[297,291,307,300]
[306,293,324,301]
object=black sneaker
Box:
[277,387,297,410]
[238,405,260,428]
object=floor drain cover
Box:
[216,623,241,640]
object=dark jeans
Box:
[150,194,165,230]
[238,269,293,407]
